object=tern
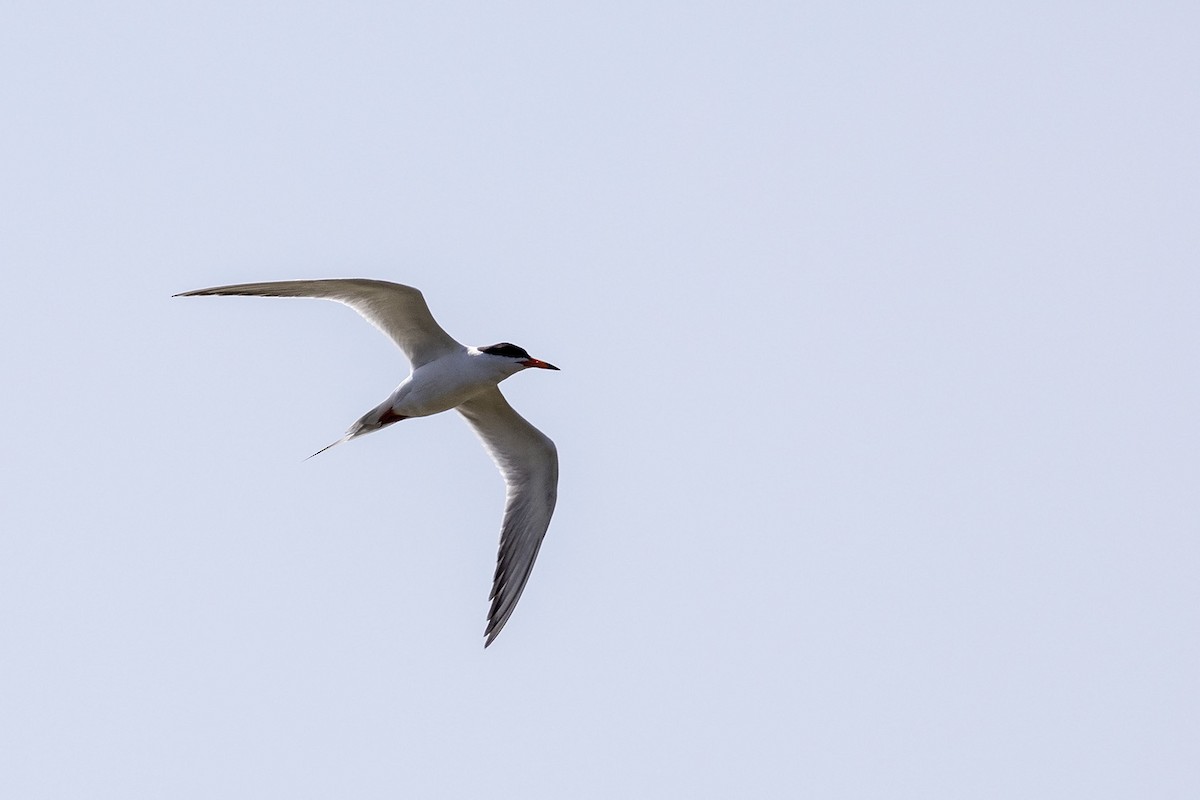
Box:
[175,279,560,647]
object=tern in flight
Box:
[176,279,560,647]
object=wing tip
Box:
[173,287,224,297]
[483,617,508,649]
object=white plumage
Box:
[176,278,560,647]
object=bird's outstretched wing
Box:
[175,279,463,368]
[456,386,558,647]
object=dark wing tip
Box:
[483,606,508,648]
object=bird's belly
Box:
[390,374,495,418]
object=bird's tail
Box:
[306,435,352,460]
[305,403,409,460]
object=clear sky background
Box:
[2,2,1197,798]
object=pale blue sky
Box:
[2,2,1197,797]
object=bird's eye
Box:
[482,343,530,359]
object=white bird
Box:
[175,279,560,647]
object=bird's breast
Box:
[390,359,502,417]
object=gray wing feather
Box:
[456,386,558,647]
[175,278,463,368]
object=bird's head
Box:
[479,342,560,373]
